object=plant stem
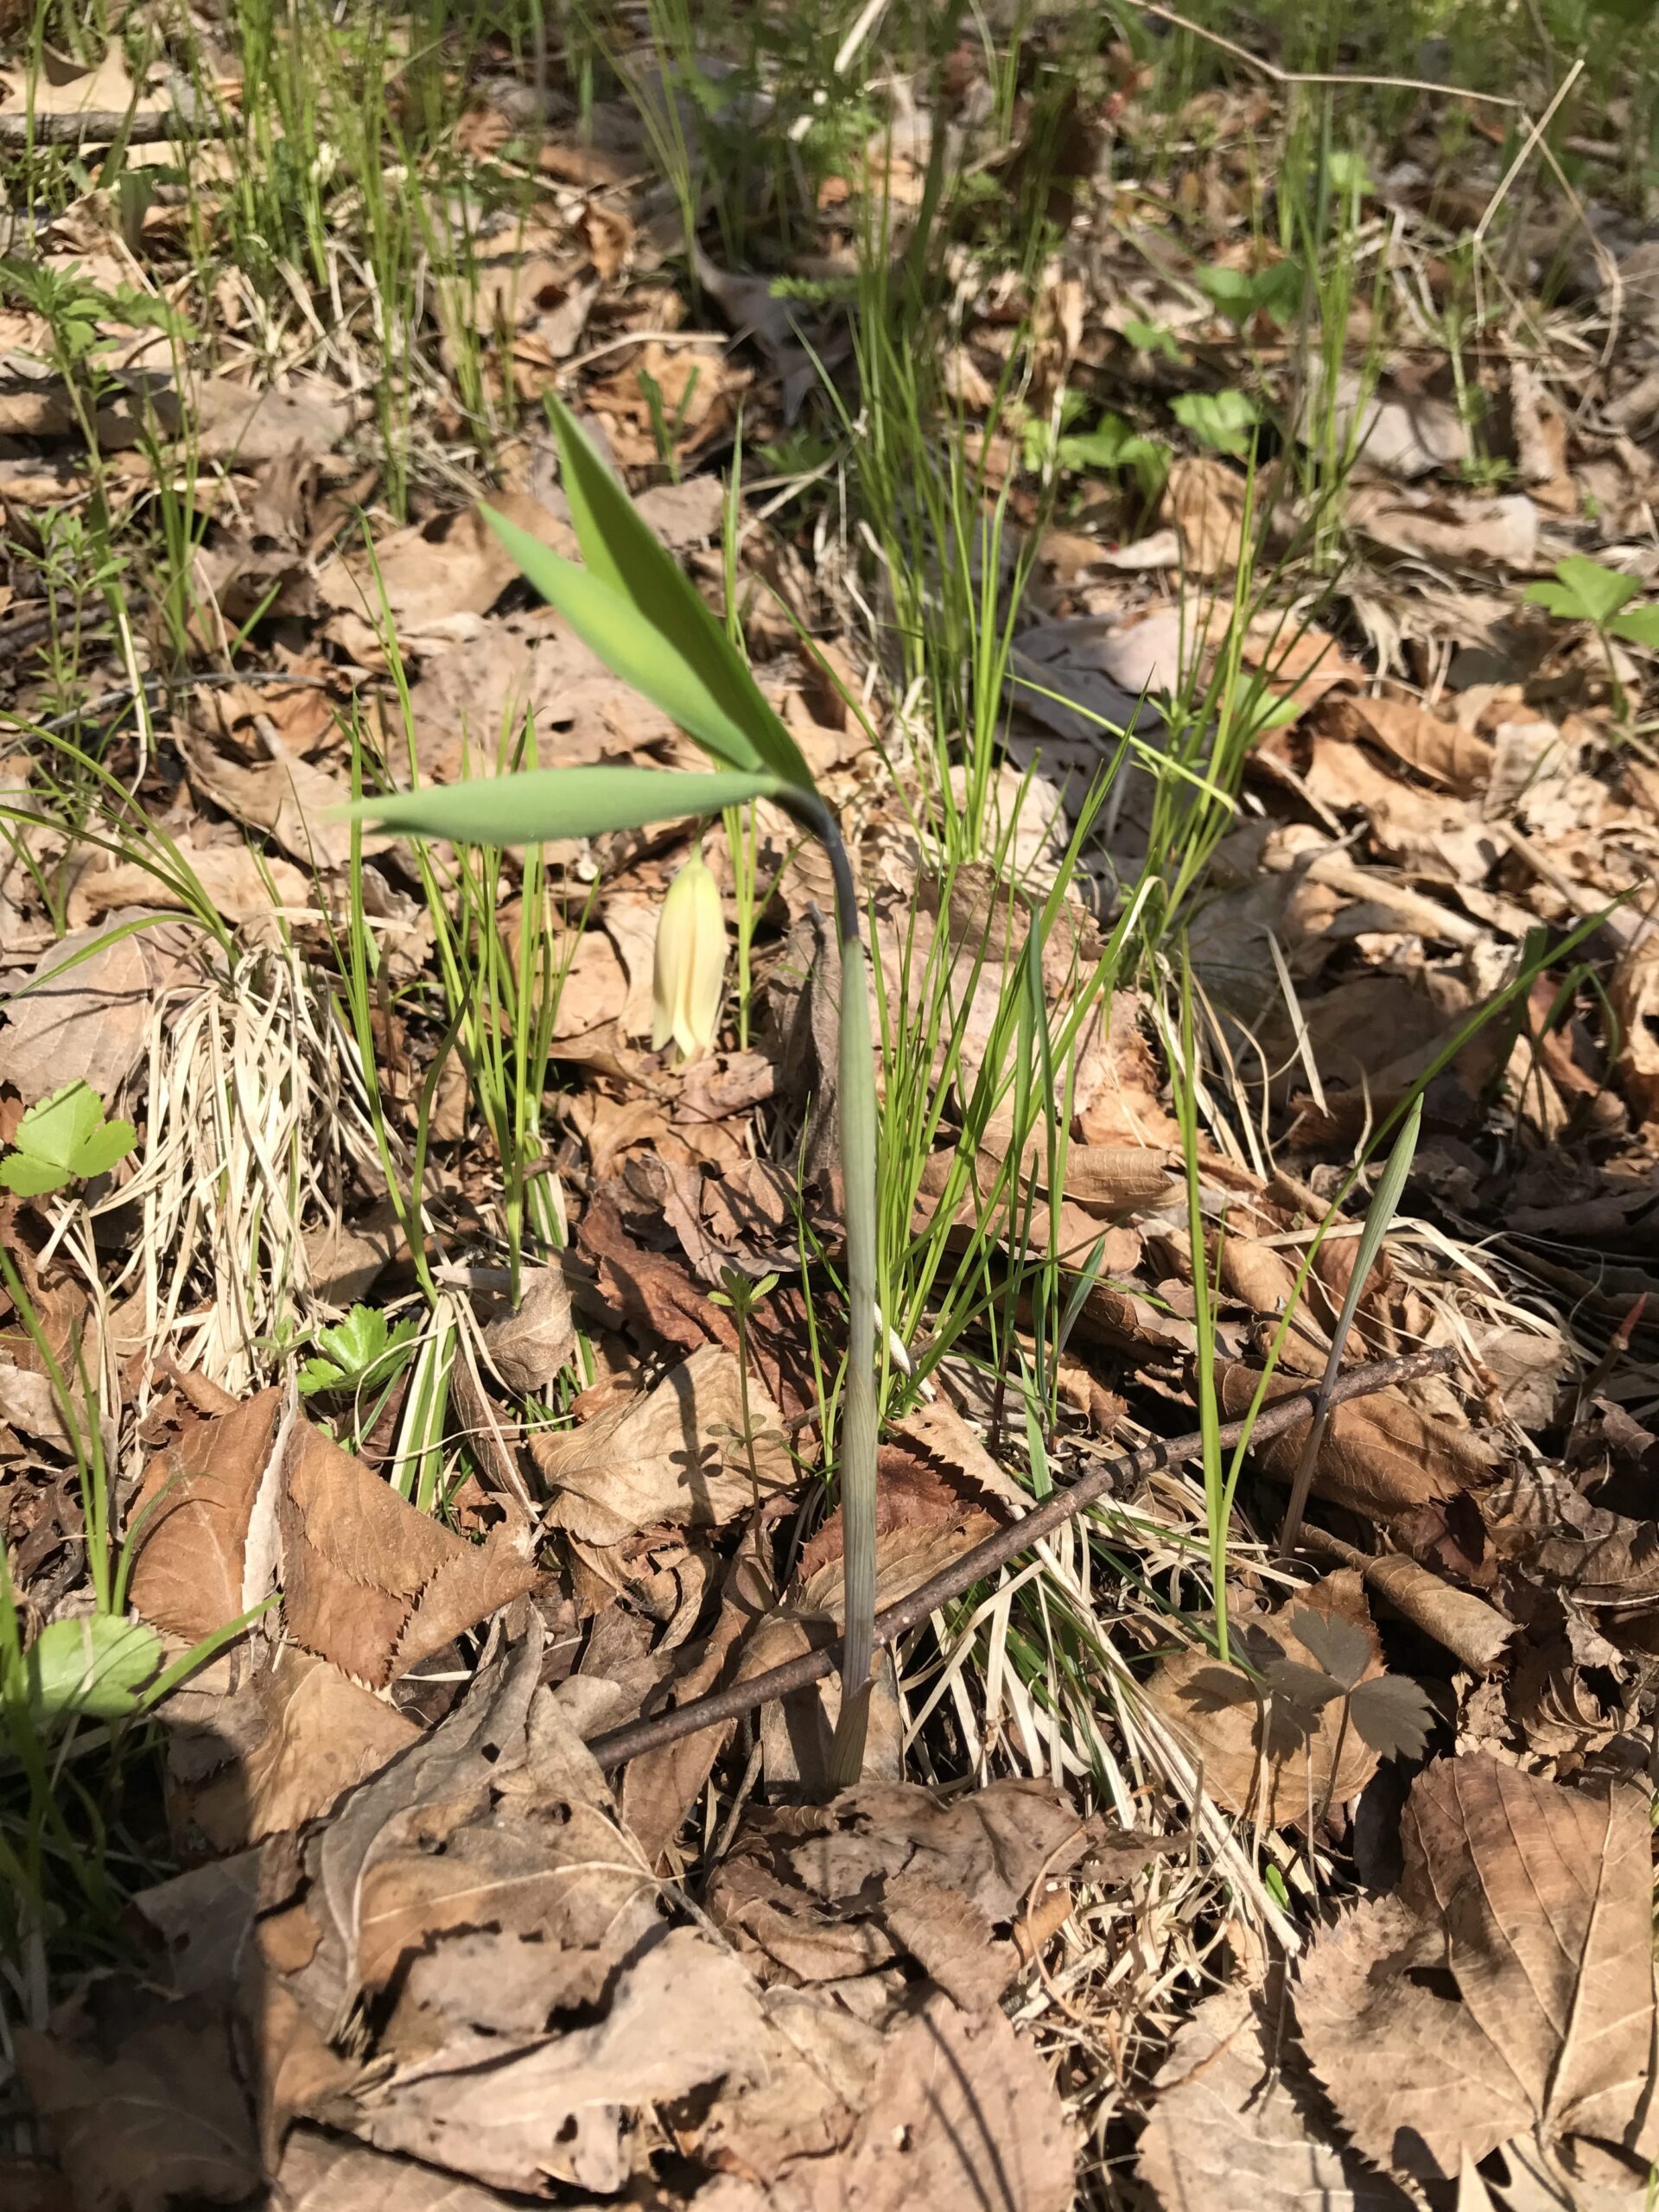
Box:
[815,808,880,1790]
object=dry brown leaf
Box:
[1296,1754,1659,2182]
[1138,1980,1414,2212]
[0,41,157,116]
[480,1266,576,1395]
[1609,937,1659,1128]
[1164,454,1250,576]
[129,1387,283,1642]
[175,1646,423,1847]
[1,915,200,1106]
[176,740,379,874]
[279,1418,537,1686]
[317,493,576,647]
[1147,1573,1386,1826]
[778,1991,1076,2212]
[1347,485,1541,570]
[350,1925,772,2195]
[1322,694,1496,796]
[276,2132,530,2212]
[15,1982,261,2212]
[531,1343,793,1544]
[1217,1362,1497,1522]
[0,1362,73,1448]
[66,836,315,929]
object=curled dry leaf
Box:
[279,1416,537,1687]
[1163,454,1251,577]
[276,2131,529,2212]
[129,1386,284,1643]
[1138,1980,1414,2212]
[530,1342,793,1545]
[1296,1753,1659,2183]
[1321,693,1495,796]
[1217,1361,1498,1522]
[480,1264,576,1395]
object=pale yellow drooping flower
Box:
[652,849,726,1063]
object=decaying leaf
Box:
[1,917,201,1107]
[1218,1363,1498,1522]
[1296,1753,1659,2182]
[15,1982,261,2212]
[1139,1980,1414,2212]
[531,1342,793,1544]
[480,1264,576,1395]
[279,1417,537,1686]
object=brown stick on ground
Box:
[583,1344,1458,1771]
[0,107,229,144]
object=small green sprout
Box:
[298,1305,420,1400]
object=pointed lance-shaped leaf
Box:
[343,765,786,849]
[484,391,817,792]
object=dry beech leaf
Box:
[279,1418,537,1687]
[66,836,314,930]
[531,1342,793,1545]
[1296,1753,1659,2183]
[1217,1362,1497,1522]
[129,1387,284,1643]
[1147,1573,1384,1827]
[15,1982,261,2212]
[1,915,200,1107]
[1138,1980,1414,2212]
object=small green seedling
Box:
[1525,555,1659,721]
[1526,553,1659,645]
[298,1304,420,1400]
[1172,387,1260,459]
[1,1082,137,1197]
[1122,315,1186,364]
[346,392,881,1789]
[1196,258,1305,328]
[1024,396,1167,505]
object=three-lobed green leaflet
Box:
[346,392,881,1786]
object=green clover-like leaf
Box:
[1289,1605,1374,1691]
[22,1614,164,1724]
[1524,553,1642,628]
[1,1082,137,1197]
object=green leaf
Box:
[299,1306,418,1396]
[20,1614,164,1724]
[347,765,789,850]
[0,1081,136,1196]
[1609,604,1659,649]
[519,392,817,791]
[1524,554,1641,628]
[1196,265,1257,320]
[1263,1657,1344,1718]
[1171,387,1260,457]
[1122,316,1185,363]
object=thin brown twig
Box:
[583,1345,1457,1771]
[0,107,230,144]
[1118,0,1523,108]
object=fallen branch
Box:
[0,105,229,145]
[584,1344,1458,1770]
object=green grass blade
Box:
[345,765,785,847]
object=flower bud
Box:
[652,850,726,1063]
